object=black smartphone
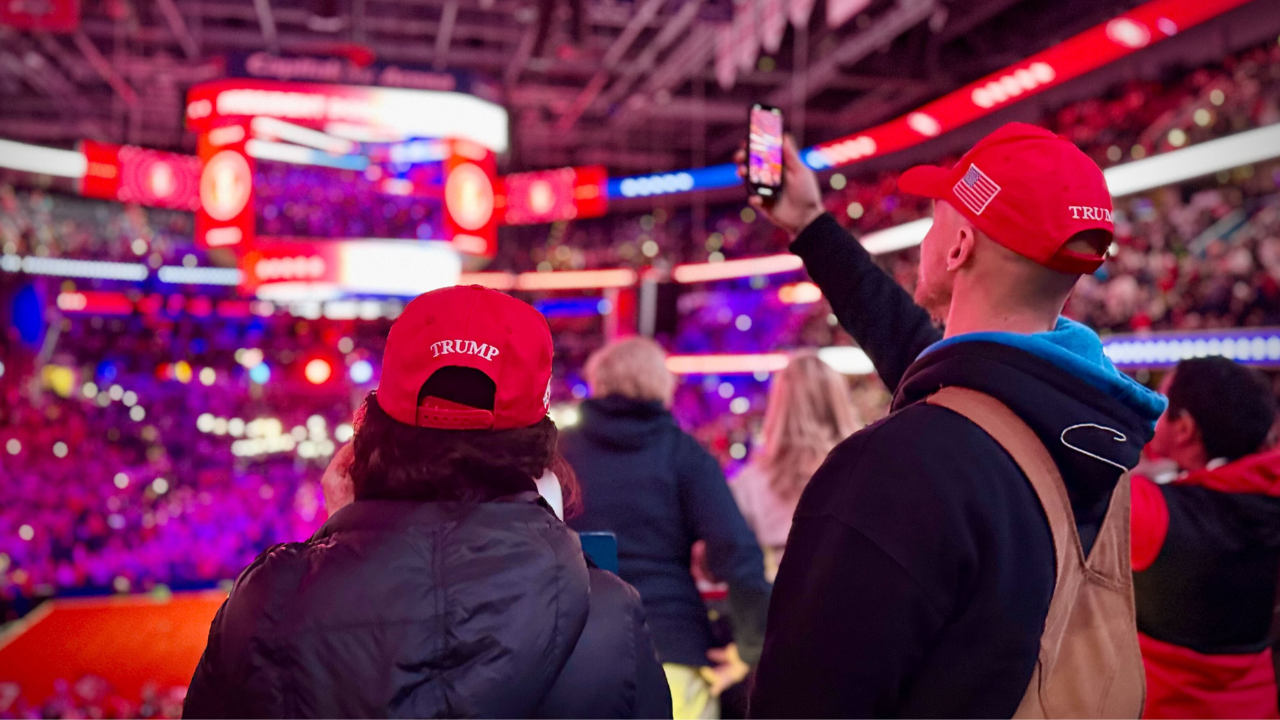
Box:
[747,103,785,200]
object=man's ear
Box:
[946,225,977,272]
[1172,410,1201,449]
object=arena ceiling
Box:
[0,0,1205,174]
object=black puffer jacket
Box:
[183,493,672,719]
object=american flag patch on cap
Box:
[953,164,1001,215]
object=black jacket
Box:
[183,494,672,719]
[562,397,771,667]
[1132,450,1280,654]
[749,214,1157,718]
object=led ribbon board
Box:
[609,0,1255,199]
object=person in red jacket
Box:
[1133,356,1280,719]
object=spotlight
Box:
[305,358,332,385]
[349,359,373,384]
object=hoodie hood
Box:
[920,317,1167,429]
[898,325,1163,551]
[1179,449,1280,497]
[578,396,677,451]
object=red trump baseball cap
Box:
[377,285,554,430]
[897,122,1113,274]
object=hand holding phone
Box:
[747,103,785,200]
[736,128,825,240]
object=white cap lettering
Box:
[429,339,500,362]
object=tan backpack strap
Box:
[925,387,1077,588]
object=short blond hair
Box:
[585,336,676,406]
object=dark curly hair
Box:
[348,391,580,516]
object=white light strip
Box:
[4,255,148,280]
[666,347,876,376]
[338,240,462,296]
[816,346,875,375]
[666,353,791,375]
[1104,123,1280,198]
[673,254,804,284]
[860,218,933,255]
[0,139,88,178]
[251,117,356,155]
[322,123,405,144]
[244,139,368,170]
[158,265,243,285]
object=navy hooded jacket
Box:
[561,397,771,668]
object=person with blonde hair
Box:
[731,352,862,580]
[562,336,771,720]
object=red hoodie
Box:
[1132,449,1280,719]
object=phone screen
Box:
[748,104,784,195]
[579,532,619,574]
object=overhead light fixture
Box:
[251,117,356,155]
[1103,123,1280,197]
[245,139,369,170]
[665,353,790,375]
[672,254,803,284]
[0,138,87,178]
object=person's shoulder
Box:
[797,402,1016,521]
[586,567,644,616]
[575,570,647,676]
[226,541,310,607]
[670,425,720,466]
[823,401,1004,474]
[209,541,311,653]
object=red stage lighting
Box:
[304,358,332,385]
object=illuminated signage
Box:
[609,0,1253,197]
[80,141,201,211]
[442,140,498,256]
[498,166,608,225]
[1103,329,1280,369]
[186,79,509,154]
[242,239,461,299]
[618,172,695,198]
[195,123,255,250]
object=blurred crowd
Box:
[0,380,330,621]
[1071,180,1280,332]
[254,162,443,240]
[503,40,1280,274]
[1,31,1279,720]
[0,676,185,720]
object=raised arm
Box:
[791,213,940,391]
[739,136,942,391]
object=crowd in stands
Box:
[1071,176,1280,332]
[254,162,443,240]
[1,33,1279,719]
[0,185,194,267]
[500,41,1280,276]
[0,676,186,719]
[0,375,332,621]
